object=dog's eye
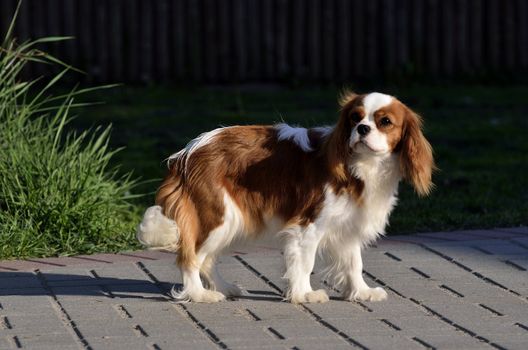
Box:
[380,117,392,126]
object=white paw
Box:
[171,286,226,303]
[290,289,330,304]
[349,287,388,302]
[195,290,226,303]
[305,289,330,303]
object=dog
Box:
[137,91,434,303]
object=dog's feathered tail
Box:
[136,205,180,252]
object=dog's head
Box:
[336,90,435,196]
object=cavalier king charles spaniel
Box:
[138,91,435,303]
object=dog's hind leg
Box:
[172,252,226,303]
[201,256,242,297]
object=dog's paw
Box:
[347,287,388,302]
[305,289,330,303]
[196,290,226,303]
[290,289,329,304]
[171,286,226,303]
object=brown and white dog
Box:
[137,91,434,303]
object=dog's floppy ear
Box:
[338,89,358,108]
[399,108,435,196]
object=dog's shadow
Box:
[1,272,286,303]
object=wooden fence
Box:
[1,0,527,83]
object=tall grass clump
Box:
[0,10,141,259]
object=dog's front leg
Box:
[342,242,387,302]
[283,224,329,304]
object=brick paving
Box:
[0,228,527,350]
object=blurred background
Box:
[1,0,527,84]
[1,0,526,237]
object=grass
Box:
[0,10,141,259]
[74,83,528,235]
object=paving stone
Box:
[3,314,66,335]
[243,301,314,321]
[266,319,342,339]
[83,336,153,350]
[148,337,214,350]
[74,318,137,338]
[14,333,79,350]
[283,338,352,350]
[220,337,287,349]
[350,334,425,350]
[416,334,493,349]
[485,334,528,350]
[304,300,373,319]
[0,337,13,349]
[496,227,528,235]
[2,229,528,349]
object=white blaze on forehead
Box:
[350,92,394,154]
[362,92,393,115]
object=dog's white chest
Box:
[316,182,398,242]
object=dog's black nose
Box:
[357,124,371,136]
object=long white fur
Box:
[136,206,179,251]
[167,127,228,167]
[318,153,400,301]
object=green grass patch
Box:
[0,11,141,259]
[75,84,528,235]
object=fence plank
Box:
[456,0,470,74]
[426,0,440,76]
[5,0,527,83]
[155,0,170,82]
[276,0,288,78]
[381,0,396,75]
[470,0,483,71]
[262,0,275,80]
[395,0,409,72]
[47,0,60,63]
[365,0,379,76]
[351,0,365,78]
[16,0,32,79]
[123,0,138,81]
[504,0,516,70]
[307,0,321,80]
[32,0,48,78]
[516,0,528,68]
[140,1,154,82]
[441,0,454,76]
[62,0,77,69]
[322,0,335,81]
[108,0,123,82]
[410,0,425,74]
[94,0,108,82]
[217,0,231,82]
[487,0,500,70]
[234,0,248,81]
[171,0,185,79]
[203,0,218,82]
[0,0,15,41]
[247,0,262,79]
[336,0,350,80]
